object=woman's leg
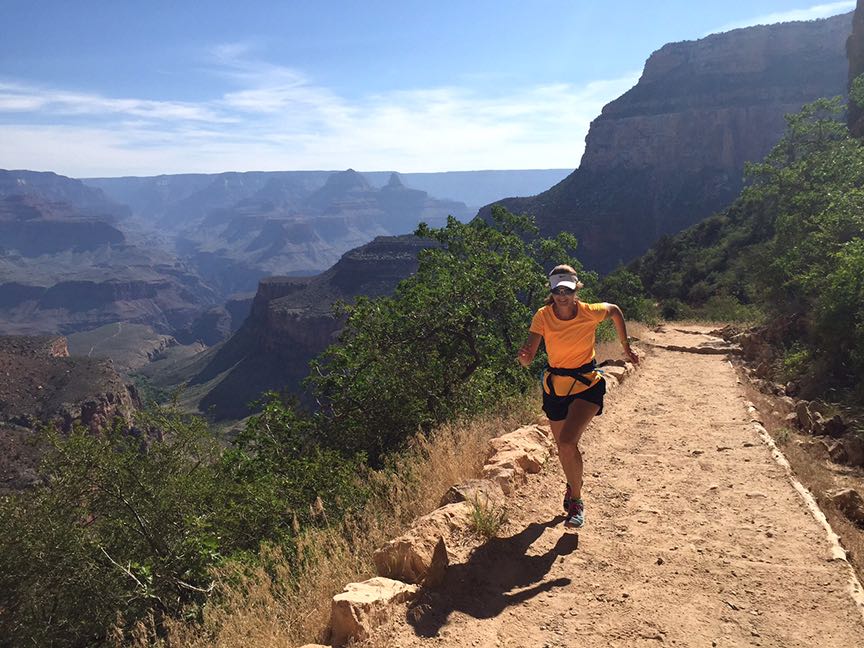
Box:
[549,398,600,500]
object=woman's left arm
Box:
[604,303,640,365]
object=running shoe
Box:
[564,497,585,529]
[563,483,572,512]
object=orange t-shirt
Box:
[530,301,607,394]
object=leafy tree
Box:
[308,206,586,462]
[0,399,367,647]
[633,96,864,386]
[0,414,223,646]
[599,268,656,323]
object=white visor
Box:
[549,273,578,291]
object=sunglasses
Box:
[550,287,575,296]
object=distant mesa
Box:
[0,194,125,255]
[0,169,128,221]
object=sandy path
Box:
[370,325,864,648]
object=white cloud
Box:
[0,47,639,177]
[710,1,854,34]
[0,82,228,123]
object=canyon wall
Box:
[185,235,435,419]
[485,13,853,272]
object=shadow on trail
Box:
[407,518,577,637]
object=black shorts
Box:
[542,377,606,421]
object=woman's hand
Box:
[623,344,640,365]
[516,333,542,367]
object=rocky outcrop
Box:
[373,503,472,584]
[829,488,864,526]
[482,14,852,273]
[0,177,219,339]
[483,424,554,494]
[0,276,216,339]
[149,169,469,297]
[0,335,138,492]
[185,235,437,419]
[0,334,69,358]
[329,578,419,647]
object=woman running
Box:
[517,264,639,528]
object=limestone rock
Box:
[486,424,553,474]
[599,358,627,367]
[811,412,826,436]
[423,536,449,588]
[795,401,815,431]
[601,365,628,383]
[841,435,864,467]
[829,488,864,527]
[481,464,525,495]
[373,503,471,584]
[827,440,848,464]
[330,577,419,647]
[778,395,797,409]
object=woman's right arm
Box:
[516,332,543,367]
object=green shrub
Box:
[697,295,762,322]
[782,344,812,381]
[0,399,368,647]
[660,298,691,320]
[468,495,508,539]
[308,206,586,463]
[599,268,659,324]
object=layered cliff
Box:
[485,13,852,272]
[170,235,435,419]
[0,169,127,220]
[0,181,218,339]
[0,194,125,255]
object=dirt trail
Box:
[370,325,864,647]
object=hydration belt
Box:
[544,360,601,397]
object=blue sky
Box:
[0,1,855,178]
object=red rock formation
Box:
[0,335,139,491]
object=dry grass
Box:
[740,379,864,581]
[138,396,540,648]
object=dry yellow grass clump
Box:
[128,397,538,648]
